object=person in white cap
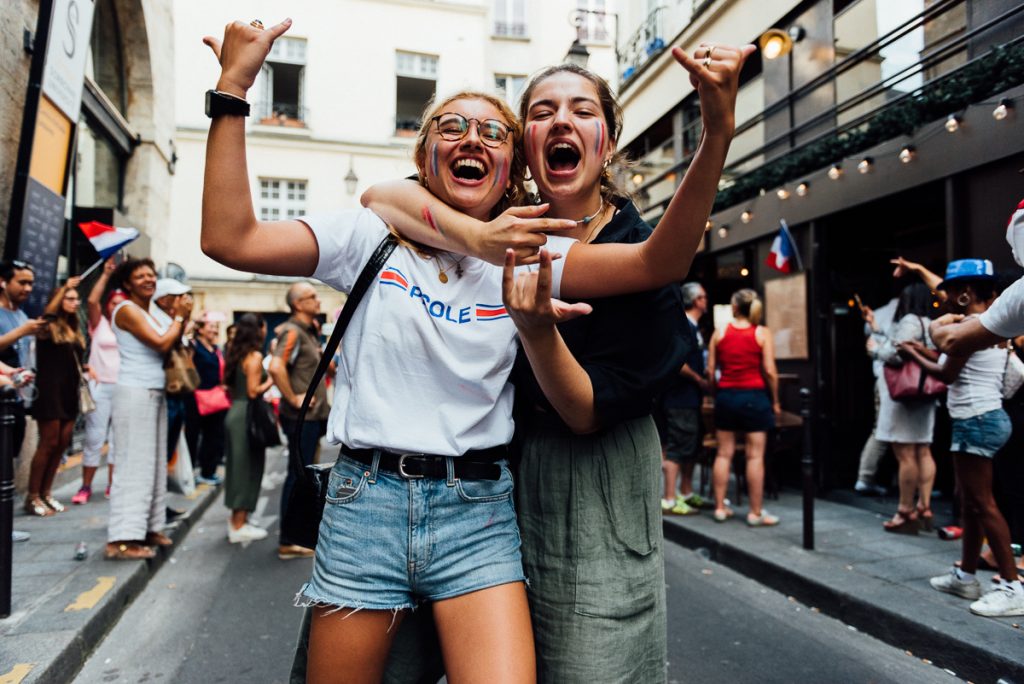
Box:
[932,200,1024,353]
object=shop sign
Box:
[41,0,95,121]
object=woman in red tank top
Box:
[707,289,781,526]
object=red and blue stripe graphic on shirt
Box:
[379,267,409,291]
[377,267,509,324]
[475,304,509,321]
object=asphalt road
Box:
[75,453,960,684]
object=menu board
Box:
[765,273,808,360]
[19,177,66,317]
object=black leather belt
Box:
[341,445,505,481]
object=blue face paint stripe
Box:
[594,121,604,156]
[431,143,439,177]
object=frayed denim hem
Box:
[294,583,415,629]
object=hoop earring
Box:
[956,292,971,308]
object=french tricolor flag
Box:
[78,221,140,259]
[765,219,802,273]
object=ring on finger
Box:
[703,54,713,68]
[250,19,264,29]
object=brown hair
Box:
[43,282,84,348]
[413,90,527,216]
[731,288,763,326]
[518,63,632,203]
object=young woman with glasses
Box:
[202,19,749,683]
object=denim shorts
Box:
[296,452,525,612]
[950,408,1012,458]
[714,388,774,432]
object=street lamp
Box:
[565,38,590,67]
[344,157,359,195]
[564,8,617,68]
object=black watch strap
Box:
[205,89,250,118]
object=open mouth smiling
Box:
[451,158,487,183]
[546,141,581,175]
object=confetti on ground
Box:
[921,659,932,665]
[811,607,820,613]
[701,569,713,575]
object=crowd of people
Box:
[2,11,1022,683]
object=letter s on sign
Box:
[63,1,79,58]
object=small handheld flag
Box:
[78,221,140,259]
[765,219,802,273]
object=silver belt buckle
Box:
[397,454,425,479]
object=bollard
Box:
[0,385,18,617]
[800,388,814,550]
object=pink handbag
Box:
[883,360,946,402]
[194,349,232,416]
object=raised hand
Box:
[671,43,757,138]
[65,275,82,290]
[890,256,921,279]
[502,249,592,334]
[476,205,576,266]
[202,18,293,97]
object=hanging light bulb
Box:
[741,210,753,224]
[994,99,1013,121]
[705,219,713,232]
[796,181,810,197]
[898,146,915,164]
[631,173,644,186]
[717,225,729,239]
[857,157,873,174]
[945,114,961,132]
[776,188,791,200]
[740,267,750,277]
[827,164,843,180]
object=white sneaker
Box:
[969,583,1024,617]
[227,522,268,544]
[929,567,981,600]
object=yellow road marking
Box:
[64,576,116,612]
[0,664,34,683]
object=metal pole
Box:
[0,385,19,617]
[800,387,815,550]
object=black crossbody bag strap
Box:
[290,234,398,480]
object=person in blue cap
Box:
[901,258,1024,618]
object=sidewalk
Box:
[0,458,225,684]
[663,492,1024,684]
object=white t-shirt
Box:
[980,277,1024,338]
[939,346,1005,420]
[302,208,575,456]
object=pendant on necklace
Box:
[438,271,449,284]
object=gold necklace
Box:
[435,252,466,283]
[581,201,609,243]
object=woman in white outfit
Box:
[73,257,119,504]
[105,257,192,560]
[873,282,938,534]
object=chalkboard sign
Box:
[18,176,65,317]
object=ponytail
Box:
[731,288,762,326]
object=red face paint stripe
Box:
[492,158,508,189]
[422,206,444,237]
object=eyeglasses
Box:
[431,113,511,147]
[9,260,34,272]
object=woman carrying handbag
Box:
[190,316,230,484]
[223,313,274,543]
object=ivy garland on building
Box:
[713,42,1024,213]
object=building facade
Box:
[169,0,618,325]
[614,0,1024,489]
[2,0,176,279]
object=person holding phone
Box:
[25,277,85,516]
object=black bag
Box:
[279,234,398,550]
[247,397,281,451]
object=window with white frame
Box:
[495,74,526,107]
[257,36,307,124]
[395,51,438,134]
[577,0,609,43]
[257,179,307,220]
[494,0,527,37]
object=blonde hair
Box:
[731,288,763,326]
[412,90,526,216]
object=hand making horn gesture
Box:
[202,18,293,98]
[502,249,592,335]
[671,42,757,138]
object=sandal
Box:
[713,508,735,523]
[24,496,53,517]
[43,495,64,513]
[916,503,934,532]
[883,509,919,535]
[145,531,173,547]
[747,511,780,527]
[105,542,156,561]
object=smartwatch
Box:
[205,90,250,118]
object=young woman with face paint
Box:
[364,46,755,680]
[201,18,748,683]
